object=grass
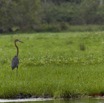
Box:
[0,31,104,98]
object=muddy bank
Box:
[1,92,104,100]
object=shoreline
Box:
[0,95,104,103]
[0,98,53,103]
[0,93,104,100]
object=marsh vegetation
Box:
[0,31,104,98]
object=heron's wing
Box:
[11,56,19,69]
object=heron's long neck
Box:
[15,41,19,56]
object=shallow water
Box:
[0,98,104,103]
[36,99,104,103]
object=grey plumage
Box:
[11,39,23,70]
[11,55,19,70]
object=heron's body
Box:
[11,39,23,70]
[11,55,19,70]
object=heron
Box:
[11,39,23,70]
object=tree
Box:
[99,0,103,6]
[72,0,101,24]
[0,0,41,32]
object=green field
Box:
[0,31,104,98]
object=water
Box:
[36,99,104,103]
[0,98,104,103]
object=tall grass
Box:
[0,31,104,98]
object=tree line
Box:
[0,0,104,33]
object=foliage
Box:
[0,0,41,32]
[0,32,104,98]
[0,0,104,32]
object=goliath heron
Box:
[11,39,23,70]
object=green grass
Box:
[0,31,104,98]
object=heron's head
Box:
[15,39,23,43]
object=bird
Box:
[11,39,23,70]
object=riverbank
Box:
[0,31,104,99]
